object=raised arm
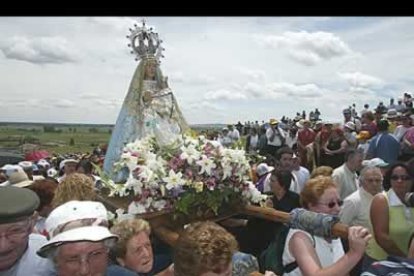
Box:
[290,226,370,276]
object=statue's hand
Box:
[142,91,153,105]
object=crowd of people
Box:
[2,93,414,275]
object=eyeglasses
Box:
[391,175,411,181]
[60,247,108,268]
[318,199,344,209]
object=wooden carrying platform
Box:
[98,192,349,247]
[99,193,350,276]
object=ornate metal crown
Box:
[127,19,165,63]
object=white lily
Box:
[221,162,233,180]
[163,169,186,190]
[120,152,139,171]
[196,155,217,176]
[180,144,201,165]
[153,199,167,210]
[128,201,147,214]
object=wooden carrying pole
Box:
[241,205,349,239]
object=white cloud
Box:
[94,98,122,108]
[1,17,414,125]
[339,72,384,88]
[89,17,136,32]
[79,93,100,99]
[192,74,216,84]
[9,99,43,108]
[266,82,324,98]
[204,89,247,101]
[238,68,266,81]
[168,71,185,83]
[188,100,223,112]
[55,99,75,108]
[259,31,353,66]
[0,36,79,64]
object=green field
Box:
[0,123,226,155]
[0,125,111,155]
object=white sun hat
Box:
[37,200,117,258]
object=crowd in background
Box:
[2,93,414,275]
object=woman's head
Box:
[310,166,333,178]
[28,179,57,217]
[52,173,96,208]
[300,176,341,215]
[174,221,237,276]
[110,219,153,273]
[383,162,413,195]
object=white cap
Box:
[1,165,24,177]
[47,168,58,178]
[18,161,33,169]
[37,200,117,258]
[362,158,389,168]
[59,158,78,170]
[344,121,356,131]
[37,159,50,168]
[256,163,274,177]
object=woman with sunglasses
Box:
[367,162,414,268]
[282,176,371,276]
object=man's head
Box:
[345,149,363,172]
[377,119,389,132]
[277,147,294,171]
[37,201,118,276]
[343,108,352,120]
[174,221,237,276]
[0,186,39,271]
[269,118,278,128]
[359,166,383,196]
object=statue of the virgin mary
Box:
[104,20,189,181]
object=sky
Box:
[1,16,414,125]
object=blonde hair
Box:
[110,218,151,258]
[310,166,333,178]
[52,173,96,208]
[174,221,238,276]
[300,176,336,209]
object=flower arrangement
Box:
[99,134,267,219]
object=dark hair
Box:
[76,159,93,175]
[270,169,292,191]
[377,119,389,131]
[276,146,294,160]
[345,148,362,162]
[28,179,57,212]
[383,162,412,191]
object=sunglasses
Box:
[390,175,411,181]
[319,199,344,209]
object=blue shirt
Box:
[368,132,400,165]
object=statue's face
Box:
[145,61,157,79]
